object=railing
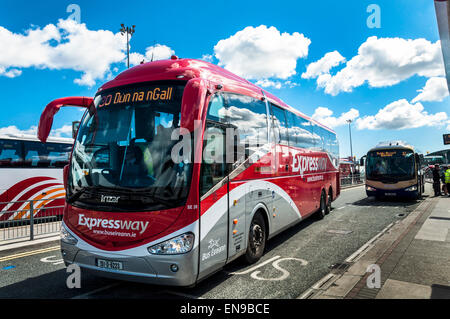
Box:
[340,173,365,188]
[0,198,64,244]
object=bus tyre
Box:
[244,213,266,264]
[316,191,327,220]
[326,191,332,214]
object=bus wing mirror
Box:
[360,157,364,166]
[72,121,81,139]
[38,97,93,143]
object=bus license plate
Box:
[384,192,396,196]
[96,259,123,270]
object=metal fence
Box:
[0,198,64,243]
[340,173,365,188]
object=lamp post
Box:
[347,119,354,163]
[120,24,135,69]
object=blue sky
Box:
[0,0,448,159]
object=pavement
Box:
[308,191,450,299]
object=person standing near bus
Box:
[445,165,450,197]
[441,165,448,195]
[432,164,441,196]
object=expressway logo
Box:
[292,155,327,177]
[78,214,149,235]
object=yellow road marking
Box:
[0,245,60,262]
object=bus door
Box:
[198,95,229,278]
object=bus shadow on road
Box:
[0,268,114,299]
[348,196,426,208]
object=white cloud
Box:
[306,37,445,95]
[129,44,175,66]
[0,125,38,136]
[411,77,449,103]
[201,54,214,62]
[213,25,311,80]
[302,51,345,79]
[255,79,283,89]
[51,125,73,137]
[356,99,448,130]
[312,107,359,128]
[0,19,129,86]
[0,124,73,138]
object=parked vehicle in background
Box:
[362,141,424,199]
[0,134,72,224]
[423,155,446,166]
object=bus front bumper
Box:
[366,185,419,198]
[61,241,199,287]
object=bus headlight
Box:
[60,225,78,245]
[405,185,417,192]
[148,233,195,255]
[366,186,376,191]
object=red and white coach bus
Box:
[38,57,340,286]
[0,134,72,224]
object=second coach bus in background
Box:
[38,58,340,286]
[362,141,424,199]
[0,134,72,223]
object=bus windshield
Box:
[68,82,192,211]
[366,149,415,182]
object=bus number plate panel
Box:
[96,259,123,270]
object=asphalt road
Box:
[0,184,429,299]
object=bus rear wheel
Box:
[244,213,266,264]
[316,191,327,220]
[326,190,332,214]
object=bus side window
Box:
[24,141,50,168]
[289,114,315,150]
[225,93,268,164]
[270,104,289,146]
[286,112,297,148]
[48,143,71,168]
[0,139,23,167]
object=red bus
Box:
[38,57,340,286]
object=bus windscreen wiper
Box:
[66,186,100,204]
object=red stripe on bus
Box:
[0,176,56,208]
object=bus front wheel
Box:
[244,213,266,264]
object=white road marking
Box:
[229,256,281,275]
[249,257,308,281]
[40,255,64,265]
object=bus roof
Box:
[98,57,336,134]
[368,141,415,152]
[0,133,73,144]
